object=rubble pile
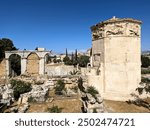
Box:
[80,88,106,113]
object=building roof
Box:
[91,16,142,30]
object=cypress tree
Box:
[66,48,68,57]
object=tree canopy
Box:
[0,38,17,60]
[63,49,90,67]
[78,55,90,67]
[0,38,20,76]
[141,55,150,68]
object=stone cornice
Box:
[5,50,50,53]
[91,17,142,30]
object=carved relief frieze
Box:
[126,23,140,37]
[92,27,104,41]
[92,20,140,40]
[105,23,125,36]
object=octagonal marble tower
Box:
[90,17,142,100]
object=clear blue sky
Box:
[0,0,150,53]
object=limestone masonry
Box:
[88,17,142,101]
[5,50,50,76]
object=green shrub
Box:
[53,59,61,63]
[63,56,71,65]
[145,85,150,94]
[10,79,32,100]
[136,87,144,95]
[78,77,85,92]
[53,58,57,63]
[69,70,78,75]
[141,69,150,74]
[141,55,150,68]
[78,55,90,67]
[47,105,63,113]
[87,86,99,98]
[138,77,150,94]
[54,79,65,95]
[141,77,150,83]
[136,85,150,95]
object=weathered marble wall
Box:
[0,59,6,78]
[89,17,142,101]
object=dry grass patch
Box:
[104,99,150,113]
[27,98,82,113]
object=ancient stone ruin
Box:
[5,50,50,76]
[88,17,142,101]
[1,17,149,113]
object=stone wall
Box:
[92,39,104,67]
[104,36,141,99]
[26,53,39,75]
[90,17,142,101]
[0,59,6,78]
[45,64,76,76]
[87,67,104,94]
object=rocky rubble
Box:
[130,82,150,100]
[127,80,150,111]
[18,84,49,104]
[0,75,81,113]
[18,103,30,113]
[80,91,106,113]
[0,80,50,112]
[0,84,14,106]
